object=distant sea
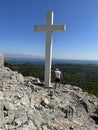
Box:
[5,58,98,66]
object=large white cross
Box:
[34,11,66,87]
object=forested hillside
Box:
[4,62,98,96]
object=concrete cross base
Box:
[43,83,53,88]
[44,86,53,89]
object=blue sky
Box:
[0,0,98,60]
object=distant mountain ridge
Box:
[3,53,44,59]
[3,53,98,65]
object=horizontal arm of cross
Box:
[50,25,66,32]
[34,25,47,32]
[34,25,66,32]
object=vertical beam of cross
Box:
[45,12,53,87]
[34,11,66,87]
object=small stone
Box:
[39,128,42,130]
[48,90,54,97]
[41,125,48,130]
[41,98,49,107]
[17,73,24,83]
[70,126,74,130]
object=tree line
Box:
[4,61,98,96]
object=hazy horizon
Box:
[4,52,98,61]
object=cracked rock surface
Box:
[0,66,98,130]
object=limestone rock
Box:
[41,98,49,107]
[0,53,4,67]
[0,103,5,127]
[17,73,24,83]
[0,66,98,130]
[41,125,49,130]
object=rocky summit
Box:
[0,66,98,130]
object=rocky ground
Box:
[0,66,98,130]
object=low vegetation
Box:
[4,61,98,96]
